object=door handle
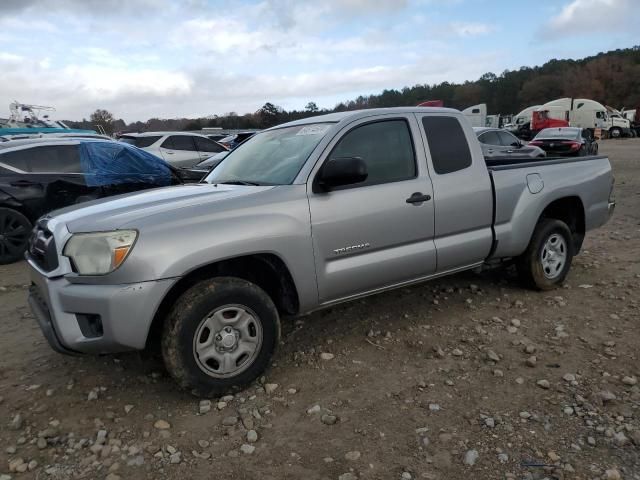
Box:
[10,180,38,187]
[406,192,432,204]
[164,150,174,155]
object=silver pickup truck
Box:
[26,107,615,396]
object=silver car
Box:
[474,127,546,159]
[119,132,227,168]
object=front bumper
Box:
[27,259,177,355]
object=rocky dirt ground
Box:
[1,139,639,480]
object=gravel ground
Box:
[1,139,639,480]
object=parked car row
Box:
[474,125,597,161]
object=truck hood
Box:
[49,184,275,233]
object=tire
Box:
[593,143,599,154]
[609,127,622,139]
[516,218,574,291]
[0,207,32,265]
[162,277,280,397]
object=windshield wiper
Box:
[216,180,262,186]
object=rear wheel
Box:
[517,218,574,290]
[162,277,280,397]
[0,208,32,265]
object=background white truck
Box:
[532,98,632,138]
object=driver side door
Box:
[307,115,436,304]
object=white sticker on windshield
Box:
[296,124,331,136]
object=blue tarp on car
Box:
[79,141,172,187]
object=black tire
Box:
[162,277,280,397]
[0,207,32,265]
[609,127,622,139]
[516,218,574,291]
[593,143,599,154]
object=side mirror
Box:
[316,156,368,191]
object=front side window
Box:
[328,119,416,186]
[194,137,224,153]
[422,116,472,174]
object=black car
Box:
[529,127,599,157]
[0,138,182,264]
[474,127,546,159]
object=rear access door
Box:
[415,113,494,272]
[307,113,437,304]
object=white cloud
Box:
[542,0,638,37]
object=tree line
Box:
[68,46,640,134]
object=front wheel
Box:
[162,277,280,397]
[516,218,574,290]
[0,207,32,265]
[609,127,622,139]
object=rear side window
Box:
[129,136,161,148]
[329,119,416,186]
[162,135,197,151]
[422,116,472,174]
[29,145,82,173]
[194,137,224,153]
[0,149,30,171]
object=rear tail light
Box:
[528,140,542,146]
[562,141,581,151]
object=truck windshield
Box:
[205,123,333,185]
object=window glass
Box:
[329,120,416,186]
[497,131,518,146]
[205,123,330,185]
[194,137,224,153]
[0,149,30,171]
[162,135,197,151]
[125,136,161,148]
[422,116,472,174]
[479,131,500,145]
[29,145,82,173]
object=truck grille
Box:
[28,218,58,272]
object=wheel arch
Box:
[538,196,585,253]
[146,252,300,350]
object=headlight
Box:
[64,230,137,275]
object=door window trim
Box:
[312,117,418,192]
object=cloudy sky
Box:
[0,0,638,122]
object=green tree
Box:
[305,102,319,113]
[89,109,115,135]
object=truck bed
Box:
[485,154,612,260]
